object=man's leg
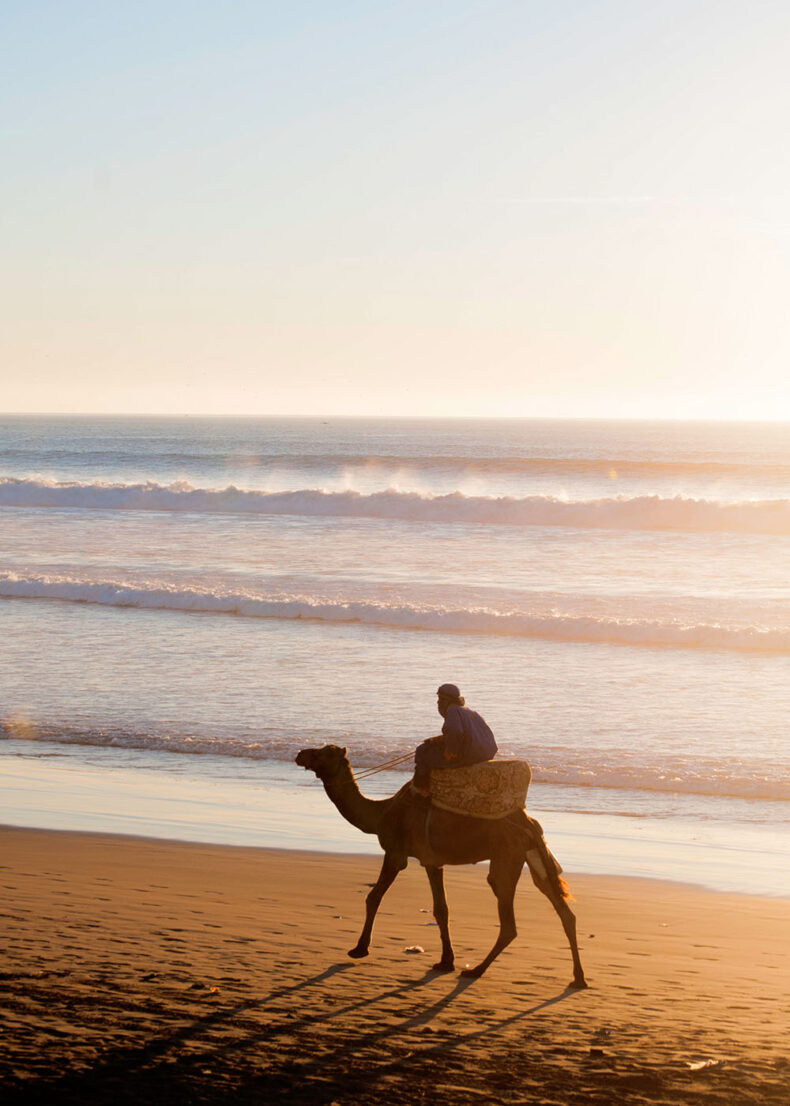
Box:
[413,737,446,794]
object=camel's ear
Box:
[341,746,347,757]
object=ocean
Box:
[1,415,788,894]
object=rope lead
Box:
[354,751,414,780]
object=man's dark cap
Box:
[437,683,461,700]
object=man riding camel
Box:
[412,683,498,797]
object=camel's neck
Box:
[322,764,393,836]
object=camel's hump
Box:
[429,759,531,819]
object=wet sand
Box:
[1,825,788,1104]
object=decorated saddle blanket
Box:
[429,760,532,820]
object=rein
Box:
[353,751,414,781]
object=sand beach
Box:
[2,825,788,1105]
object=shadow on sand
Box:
[6,960,582,1105]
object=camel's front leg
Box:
[348,852,406,959]
[425,865,454,972]
[461,857,521,978]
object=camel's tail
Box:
[521,814,575,904]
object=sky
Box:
[2,0,789,419]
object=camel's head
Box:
[295,744,349,781]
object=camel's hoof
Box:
[431,961,455,973]
[569,977,589,990]
[460,965,485,979]
[347,946,369,960]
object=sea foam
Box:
[1,572,787,653]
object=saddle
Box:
[429,759,532,820]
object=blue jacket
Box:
[441,705,497,764]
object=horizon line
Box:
[1,411,790,425]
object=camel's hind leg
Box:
[348,852,406,960]
[526,853,588,989]
[425,865,454,972]
[460,855,522,978]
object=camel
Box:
[295,745,587,988]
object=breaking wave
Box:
[1,572,787,653]
[1,476,789,534]
[2,720,787,801]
